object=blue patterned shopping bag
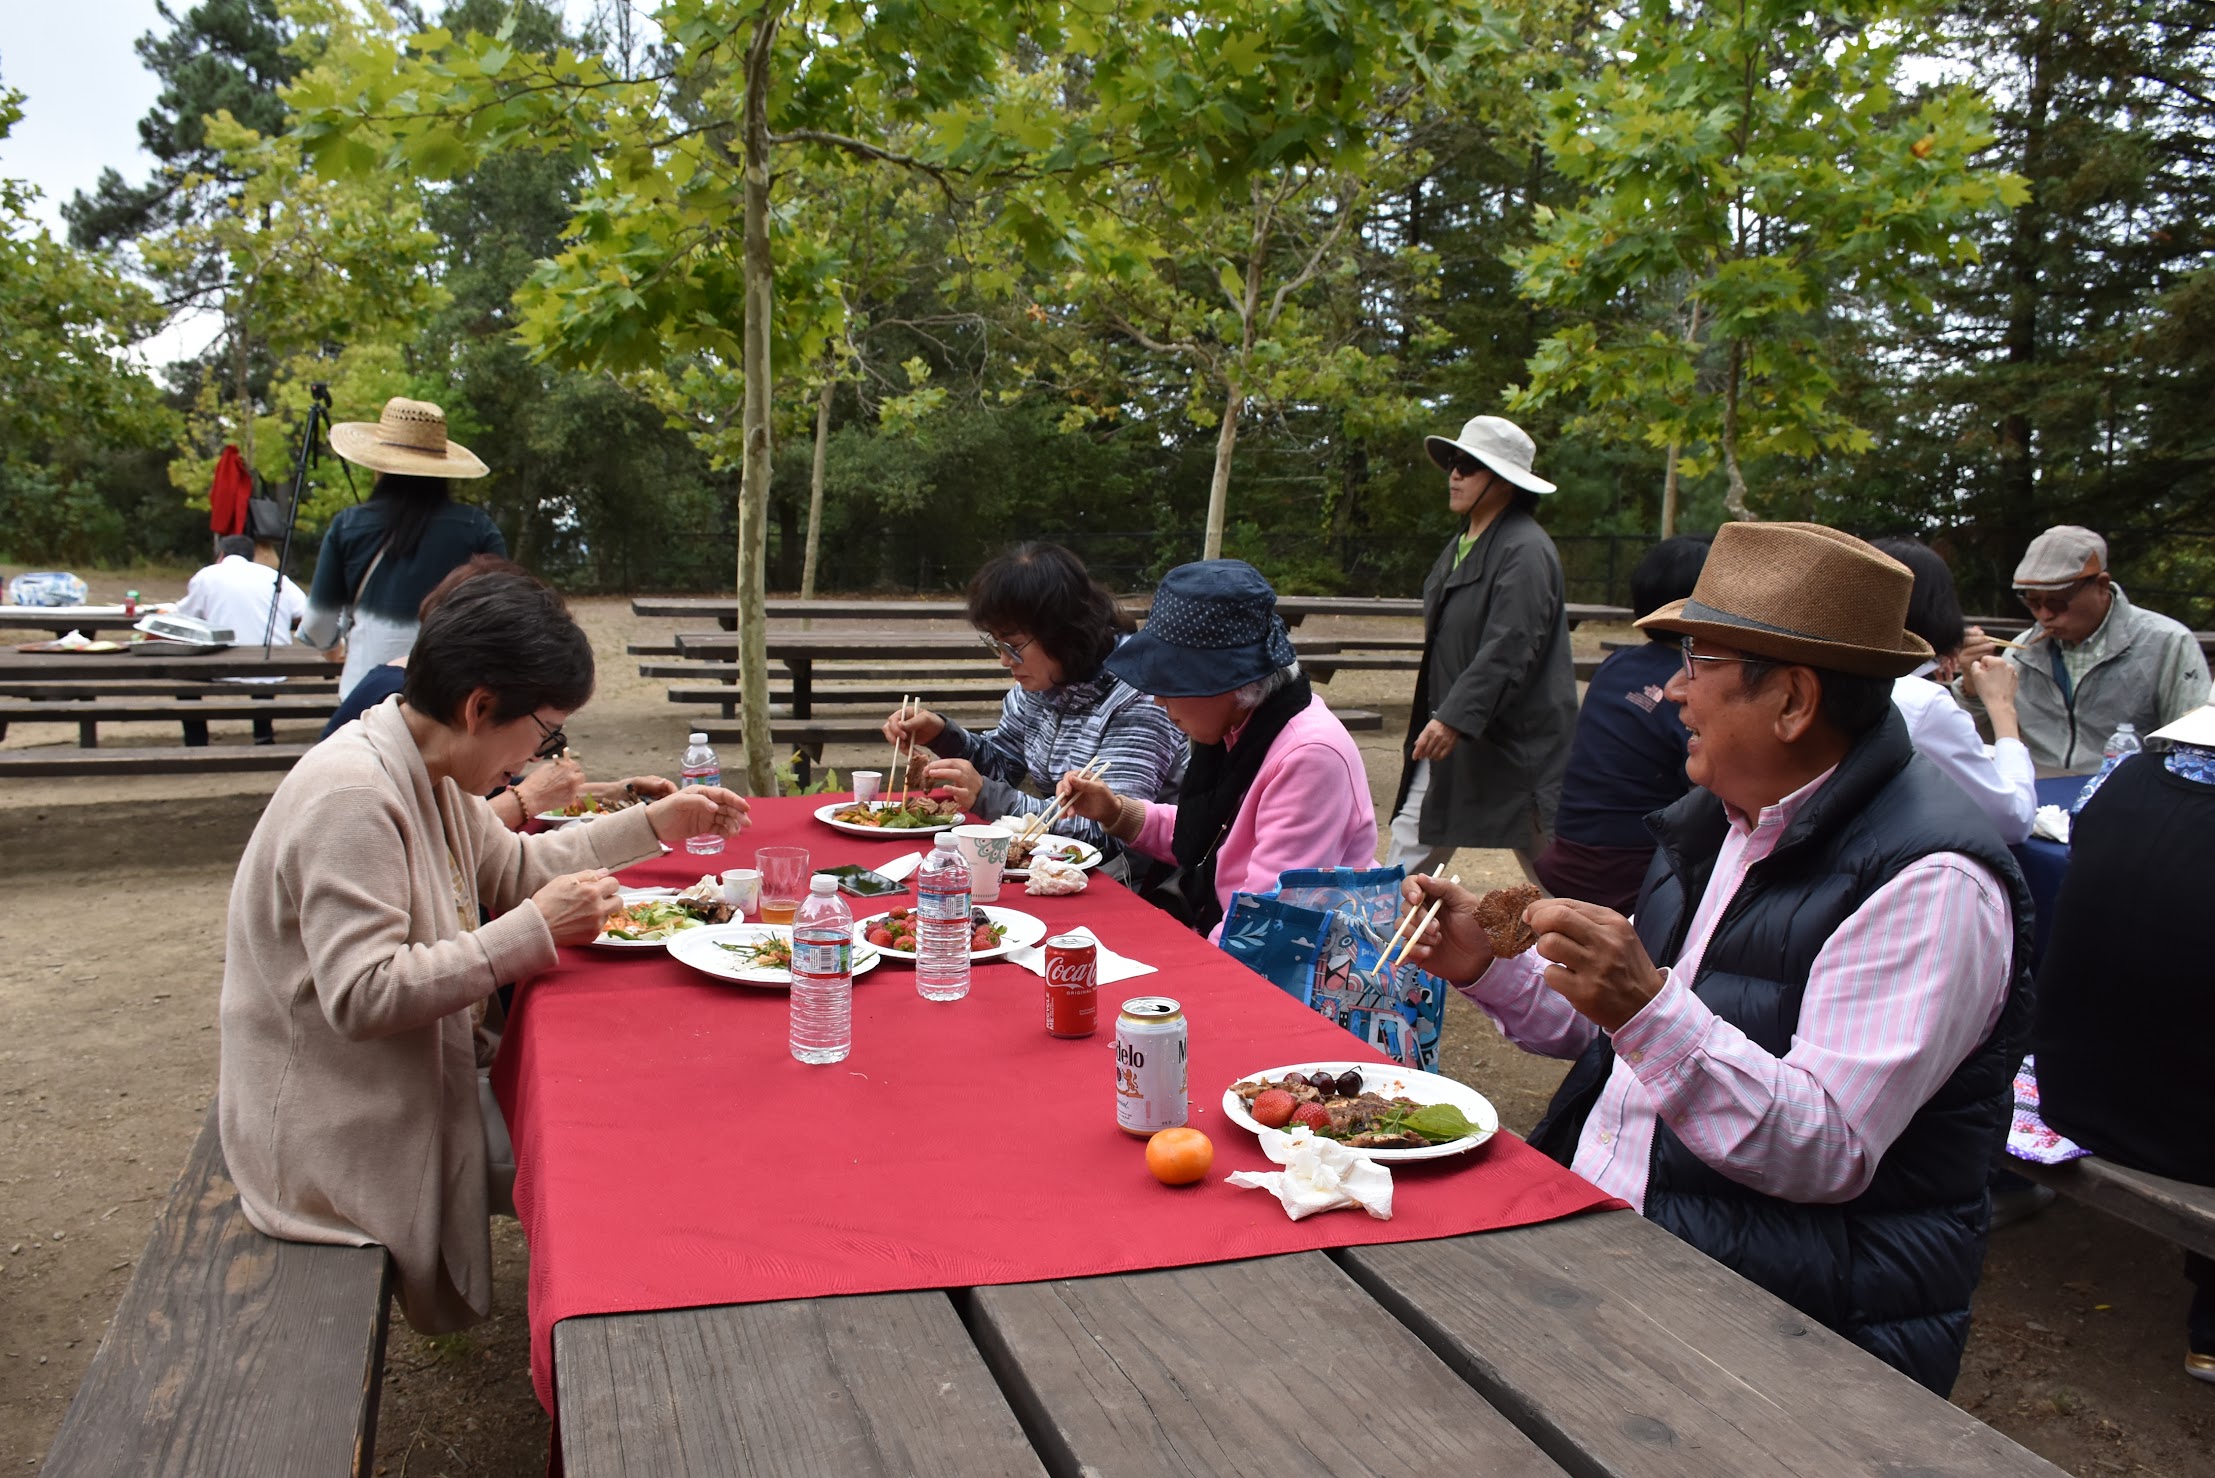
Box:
[1220,867,1446,1072]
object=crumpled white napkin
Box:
[1023,856,1088,895]
[875,851,924,882]
[1004,924,1156,983]
[1226,1126,1394,1221]
[2031,805,2071,844]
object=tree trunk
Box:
[1201,382,1244,560]
[231,295,255,472]
[1720,336,1751,520]
[800,369,834,601]
[1996,9,2051,559]
[1660,439,1681,538]
[735,5,785,797]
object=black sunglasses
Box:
[1445,452,1488,479]
[529,712,568,762]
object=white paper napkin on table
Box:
[2031,805,2071,844]
[1004,925,1156,983]
[875,851,924,883]
[1226,1127,1394,1221]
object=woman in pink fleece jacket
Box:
[1058,560,1376,939]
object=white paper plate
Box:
[1221,1060,1499,1163]
[852,904,1048,964]
[812,800,965,838]
[1001,834,1103,879]
[665,922,882,989]
[589,889,716,949]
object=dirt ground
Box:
[1,584,2208,1475]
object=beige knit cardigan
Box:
[218,698,662,1333]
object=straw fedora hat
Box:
[1423,414,1557,494]
[329,397,489,479]
[1635,522,1932,677]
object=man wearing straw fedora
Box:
[1404,522,2035,1396]
[298,397,506,699]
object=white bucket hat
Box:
[1423,414,1556,494]
[2149,705,2215,749]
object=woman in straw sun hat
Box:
[1388,414,1579,871]
[297,397,508,698]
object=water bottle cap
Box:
[935,833,959,849]
[2117,723,2135,733]
[688,732,708,745]
[811,875,837,894]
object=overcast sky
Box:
[2,0,168,239]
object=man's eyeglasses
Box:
[529,712,568,762]
[977,631,1035,665]
[2015,577,2096,615]
[1679,636,1763,682]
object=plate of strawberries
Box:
[853,904,1047,963]
[1223,1060,1498,1162]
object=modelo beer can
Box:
[1114,996,1187,1136]
[1043,933,1098,1038]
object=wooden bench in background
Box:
[0,696,339,748]
[38,1101,392,1478]
[2010,1156,2215,1260]
[0,743,313,778]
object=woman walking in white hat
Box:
[1388,414,1578,871]
[297,397,509,698]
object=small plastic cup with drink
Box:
[755,846,809,924]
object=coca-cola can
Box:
[1114,996,1188,1136]
[1043,933,1098,1037]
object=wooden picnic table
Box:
[0,646,335,683]
[633,595,1635,630]
[520,797,2061,1478]
[0,604,171,638]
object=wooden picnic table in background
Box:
[0,605,170,638]
[0,646,334,683]
[632,595,1636,630]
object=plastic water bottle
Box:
[679,732,724,855]
[2102,722,2142,764]
[915,833,972,1002]
[789,876,854,1065]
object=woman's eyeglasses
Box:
[1446,453,1488,479]
[1679,636,1762,681]
[529,712,568,761]
[2016,577,2095,615]
[977,632,1035,665]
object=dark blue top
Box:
[308,500,507,623]
[1550,641,1691,849]
[319,663,407,740]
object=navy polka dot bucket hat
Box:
[1105,559,1298,698]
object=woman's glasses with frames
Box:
[976,632,1035,665]
[529,712,568,761]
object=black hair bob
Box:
[1631,534,1713,638]
[403,571,594,725]
[1869,536,1967,658]
[966,542,1135,686]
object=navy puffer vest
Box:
[1529,709,2034,1395]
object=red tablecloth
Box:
[495,797,1622,1410]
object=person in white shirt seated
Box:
[175,531,309,745]
[1871,538,2036,844]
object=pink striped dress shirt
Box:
[1462,766,2014,1210]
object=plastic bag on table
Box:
[1220,866,1446,1073]
[7,572,88,608]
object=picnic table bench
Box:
[2009,1156,2215,1260]
[38,1100,392,1478]
[0,648,335,777]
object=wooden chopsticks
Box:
[889,695,915,805]
[1375,865,1445,971]
[1018,755,1111,846]
[1389,878,1458,972]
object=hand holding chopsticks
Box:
[1022,755,1111,845]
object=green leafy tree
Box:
[1506,0,2026,526]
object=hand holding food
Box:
[608,774,677,802]
[1964,655,2017,711]
[534,869,623,946]
[1474,884,1541,957]
[1957,624,1999,667]
[647,785,751,844]
[922,757,984,812]
[1526,897,1666,1032]
[881,703,946,748]
[1397,874,1498,983]
[1053,768,1120,826]
[516,756,587,817]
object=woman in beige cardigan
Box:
[219,572,748,1334]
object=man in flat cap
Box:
[1960,525,2210,770]
[1403,522,2032,1398]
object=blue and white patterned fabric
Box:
[1221,866,1446,1072]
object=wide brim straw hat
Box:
[1635,522,1933,678]
[2149,705,2215,748]
[1422,414,1557,494]
[1106,559,1299,698]
[329,397,489,479]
